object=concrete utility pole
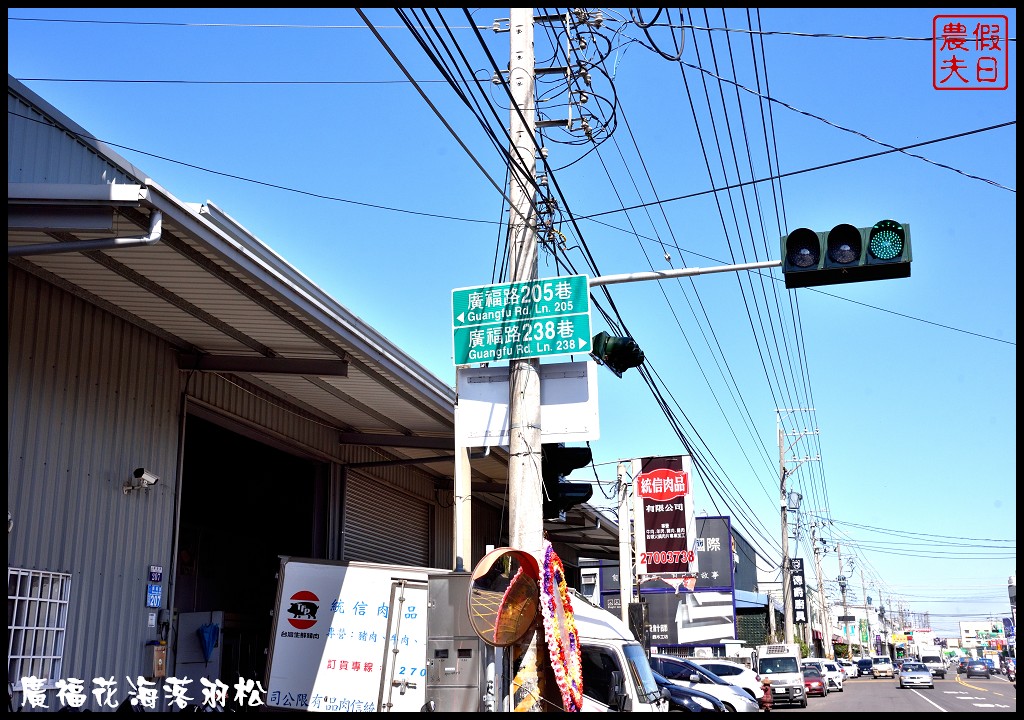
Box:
[506,8,541,561]
[836,543,851,659]
[617,462,632,624]
[504,9,546,712]
[861,568,872,656]
[878,588,888,658]
[810,522,834,658]
[453,445,472,572]
[779,422,793,644]
[777,409,818,645]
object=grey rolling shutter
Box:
[343,471,430,566]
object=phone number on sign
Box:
[639,550,694,565]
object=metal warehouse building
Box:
[7,74,618,708]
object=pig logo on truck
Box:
[287,590,320,630]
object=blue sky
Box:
[8,8,1016,638]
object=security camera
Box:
[133,468,160,487]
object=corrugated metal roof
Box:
[7,74,622,556]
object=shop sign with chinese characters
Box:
[789,557,807,625]
[631,455,697,579]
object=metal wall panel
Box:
[7,266,456,697]
[7,266,181,688]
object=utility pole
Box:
[505,8,546,711]
[811,522,834,658]
[453,445,471,572]
[777,409,819,645]
[861,568,872,656]
[779,421,793,645]
[617,462,632,624]
[836,543,851,659]
[878,588,889,658]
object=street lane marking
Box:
[905,688,946,711]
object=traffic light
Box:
[781,220,912,289]
[591,331,645,377]
[541,443,593,519]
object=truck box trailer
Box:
[263,554,668,712]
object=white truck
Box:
[571,590,669,712]
[264,558,444,712]
[755,643,807,708]
[263,556,668,712]
[919,646,946,679]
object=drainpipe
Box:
[8,209,163,256]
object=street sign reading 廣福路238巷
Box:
[452,276,591,365]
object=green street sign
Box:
[452,275,591,365]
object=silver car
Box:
[898,661,934,689]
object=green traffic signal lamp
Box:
[591,331,645,377]
[541,443,594,519]
[781,220,912,289]
[868,219,907,264]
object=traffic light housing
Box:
[781,220,912,289]
[591,331,645,377]
[541,443,593,519]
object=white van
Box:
[870,655,894,678]
[571,592,669,712]
[756,643,807,708]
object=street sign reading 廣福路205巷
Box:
[452,275,591,365]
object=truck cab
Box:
[920,649,946,679]
[755,644,807,708]
[571,592,669,712]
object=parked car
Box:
[897,661,934,689]
[801,659,825,674]
[690,658,762,700]
[838,658,857,678]
[871,656,895,679]
[856,658,874,677]
[821,660,845,691]
[802,668,828,698]
[965,660,991,679]
[802,658,843,692]
[652,669,727,712]
[649,654,760,712]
